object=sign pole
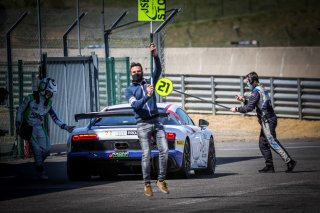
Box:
[150,21,153,84]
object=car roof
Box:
[101,103,180,112]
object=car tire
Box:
[195,137,216,176]
[176,138,191,179]
[67,159,90,181]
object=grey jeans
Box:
[137,117,168,184]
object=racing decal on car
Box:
[127,130,137,135]
[108,151,129,158]
[176,140,185,146]
[105,130,112,136]
[115,131,127,136]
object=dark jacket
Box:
[125,55,162,122]
[238,85,275,121]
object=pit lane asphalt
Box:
[0,139,320,213]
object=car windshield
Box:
[93,115,136,126]
[92,107,181,126]
[159,108,181,125]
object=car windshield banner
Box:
[138,0,166,21]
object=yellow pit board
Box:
[155,77,173,97]
[138,0,166,21]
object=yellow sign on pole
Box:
[155,77,173,96]
[138,0,166,21]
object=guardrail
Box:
[162,74,320,120]
[1,63,320,121]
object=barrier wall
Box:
[1,47,320,78]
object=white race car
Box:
[67,103,216,181]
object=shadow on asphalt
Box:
[0,156,263,201]
[216,156,262,165]
[0,161,120,202]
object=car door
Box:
[175,108,206,168]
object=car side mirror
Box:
[199,119,209,127]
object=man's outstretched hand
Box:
[149,42,157,57]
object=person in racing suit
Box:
[125,43,169,196]
[231,72,296,173]
[16,78,75,179]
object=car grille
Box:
[71,139,175,152]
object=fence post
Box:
[106,57,112,106]
[110,57,116,105]
[297,78,302,119]
[270,77,274,108]
[211,76,216,115]
[18,60,23,105]
[17,60,24,158]
[116,73,121,104]
[240,76,244,117]
[125,57,130,87]
[181,75,185,110]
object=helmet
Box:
[38,78,57,96]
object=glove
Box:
[61,124,76,133]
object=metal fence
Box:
[1,59,320,160]
[98,57,130,108]
[0,61,39,159]
[162,74,320,120]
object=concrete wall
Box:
[164,47,320,78]
[1,47,320,78]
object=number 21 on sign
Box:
[155,77,173,96]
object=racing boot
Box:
[258,165,275,173]
[156,180,169,194]
[144,183,153,197]
[285,160,297,173]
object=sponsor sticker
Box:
[109,152,129,158]
[105,130,112,136]
[127,130,137,135]
[138,0,166,21]
[176,140,185,146]
[115,131,127,136]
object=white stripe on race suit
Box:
[129,97,137,105]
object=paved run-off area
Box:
[189,114,320,143]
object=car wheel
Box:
[176,138,191,179]
[67,159,90,181]
[195,137,216,175]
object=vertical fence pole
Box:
[18,60,23,105]
[6,11,28,136]
[240,76,244,117]
[18,60,24,158]
[37,0,42,60]
[111,57,116,105]
[181,75,185,110]
[270,77,274,108]
[297,78,302,119]
[125,57,130,87]
[106,58,111,106]
[116,73,121,104]
[211,76,216,115]
[76,0,81,56]
[240,76,244,96]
